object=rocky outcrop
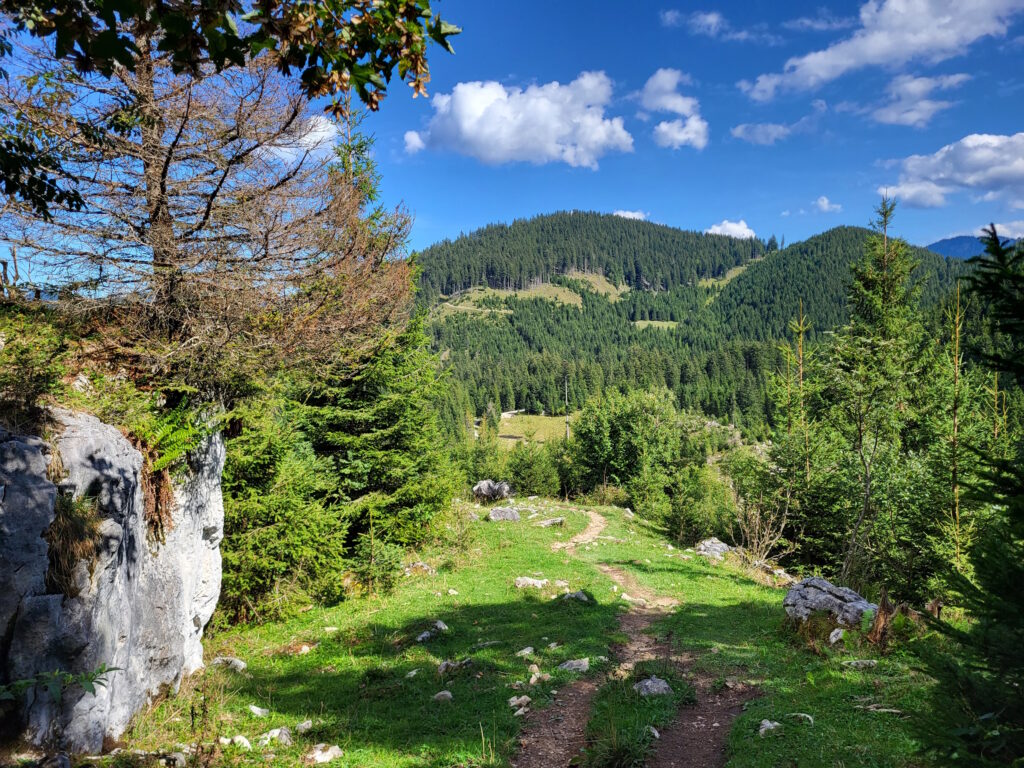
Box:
[0,409,224,753]
[472,479,511,502]
[695,537,733,560]
[783,577,877,626]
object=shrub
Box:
[0,306,67,431]
[666,465,736,544]
[507,440,560,497]
[350,534,405,596]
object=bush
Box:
[666,465,736,545]
[0,306,67,430]
[350,534,405,596]
[507,440,560,497]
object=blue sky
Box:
[364,0,1024,251]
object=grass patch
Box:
[497,413,575,445]
[698,262,752,290]
[44,491,102,597]
[631,320,678,331]
[581,660,695,768]
[566,271,629,302]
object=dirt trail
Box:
[513,507,751,768]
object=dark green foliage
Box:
[507,440,560,498]
[0,304,67,430]
[349,534,405,596]
[666,464,736,545]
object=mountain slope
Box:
[927,234,1017,259]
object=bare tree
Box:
[1,34,413,400]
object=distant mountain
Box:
[926,234,1017,258]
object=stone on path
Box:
[508,695,532,708]
[558,658,589,673]
[633,676,673,696]
[783,577,878,626]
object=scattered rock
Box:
[561,591,590,602]
[695,537,733,560]
[783,577,878,626]
[323,627,338,634]
[248,705,269,718]
[295,720,313,734]
[166,752,187,768]
[624,508,635,518]
[406,669,420,678]
[258,727,292,747]
[433,690,453,702]
[759,720,782,737]
[447,589,459,596]
[516,646,534,657]
[647,726,660,739]
[435,620,449,631]
[514,577,549,589]
[786,712,814,726]
[415,620,449,643]
[842,659,878,670]
[513,706,529,717]
[508,695,532,708]
[438,658,472,676]
[211,656,247,673]
[558,658,590,673]
[554,580,570,588]
[297,643,315,655]
[828,628,845,646]
[633,676,673,696]
[473,479,512,502]
[404,561,437,576]
[231,735,252,750]
[535,517,565,527]
[304,744,343,764]
[488,507,521,522]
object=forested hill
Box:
[712,226,969,340]
[417,211,764,299]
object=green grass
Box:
[631,320,678,330]
[698,262,752,289]
[566,271,629,302]
[497,413,575,445]
[114,501,955,768]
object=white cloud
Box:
[783,12,858,31]
[781,209,791,216]
[730,100,827,146]
[640,68,709,150]
[739,0,1024,101]
[403,72,633,169]
[268,115,340,163]
[404,130,425,153]
[706,218,757,238]
[872,73,970,127]
[731,122,792,145]
[659,9,684,27]
[879,132,1024,207]
[985,220,1024,237]
[816,195,842,212]
[682,10,780,43]
[613,209,649,220]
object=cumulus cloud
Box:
[403,72,633,169]
[613,209,649,220]
[640,68,710,150]
[679,10,780,43]
[706,218,757,238]
[739,0,1024,101]
[990,220,1024,237]
[872,73,971,127]
[659,9,684,27]
[816,195,842,212]
[879,132,1024,207]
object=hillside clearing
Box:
[633,320,679,330]
[115,500,953,768]
[498,413,574,444]
[565,271,629,302]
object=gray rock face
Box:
[783,577,877,627]
[695,537,732,560]
[0,410,224,753]
[472,479,511,502]
[487,507,520,522]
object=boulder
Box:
[633,676,673,696]
[0,410,224,753]
[472,479,511,502]
[487,507,520,522]
[695,537,733,560]
[783,577,877,626]
[514,577,548,589]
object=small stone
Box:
[433,690,453,702]
[295,720,313,734]
[558,658,589,673]
[535,517,565,528]
[434,620,449,631]
[211,656,247,673]
[842,659,878,670]
[231,735,252,750]
[508,695,532,708]
[548,642,559,649]
[448,589,459,596]
[516,646,534,657]
[828,628,845,646]
[554,580,570,588]
[513,706,529,717]
[416,631,434,642]
[323,626,338,633]
[168,753,187,768]
[515,577,549,589]
[258,727,293,747]
[298,644,313,655]
[406,669,420,678]
[759,720,782,737]
[633,676,673,696]
[562,590,590,602]
[218,737,231,746]
[488,507,521,522]
[304,744,343,764]
[647,726,660,739]
[404,561,437,576]
[248,704,269,718]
